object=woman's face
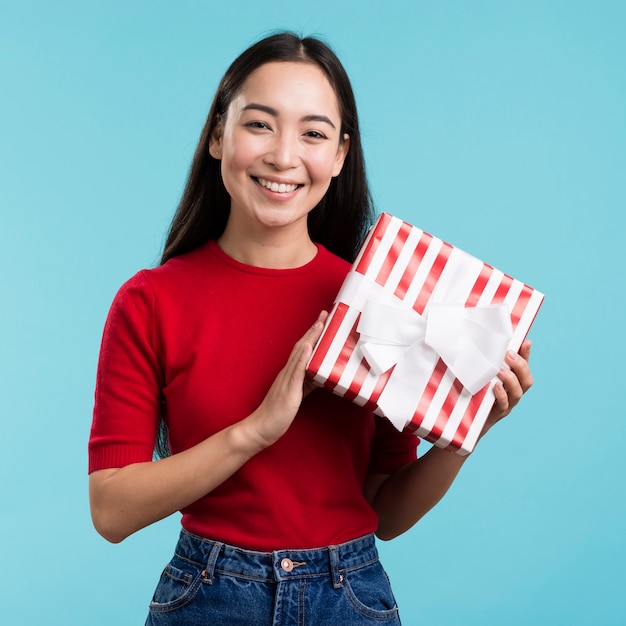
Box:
[211,61,349,235]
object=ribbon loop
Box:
[424,302,513,394]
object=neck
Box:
[217,220,318,269]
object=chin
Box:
[254,208,309,230]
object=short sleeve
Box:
[368,415,419,475]
[88,271,163,473]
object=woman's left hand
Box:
[481,340,534,437]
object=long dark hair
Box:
[160,31,374,266]
[155,32,375,459]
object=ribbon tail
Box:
[376,342,439,431]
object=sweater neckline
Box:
[205,240,323,276]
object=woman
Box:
[89,32,533,625]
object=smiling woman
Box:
[158,32,374,268]
[210,62,350,266]
[87,31,534,626]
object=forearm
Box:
[372,445,469,541]
[89,417,266,543]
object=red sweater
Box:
[89,241,418,551]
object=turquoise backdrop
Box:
[1,1,624,624]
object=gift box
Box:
[307,213,544,455]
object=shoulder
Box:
[119,242,216,295]
[106,242,217,321]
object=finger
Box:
[505,349,534,392]
[294,313,328,365]
[309,310,328,337]
[308,310,328,342]
[281,312,328,386]
[519,340,532,362]
[498,363,524,407]
[296,310,327,348]
[492,380,509,414]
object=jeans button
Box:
[280,558,294,572]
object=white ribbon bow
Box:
[357,298,513,398]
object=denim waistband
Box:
[174,530,379,588]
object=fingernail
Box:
[507,350,518,360]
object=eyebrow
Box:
[241,103,337,129]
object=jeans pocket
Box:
[342,560,400,622]
[148,561,204,613]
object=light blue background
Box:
[1,1,624,624]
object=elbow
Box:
[89,468,134,544]
[97,530,126,545]
[375,525,402,542]
[95,526,128,545]
[372,509,403,542]
[91,508,130,544]
[374,514,401,541]
[374,511,426,541]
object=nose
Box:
[265,132,300,170]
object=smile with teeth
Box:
[256,177,300,194]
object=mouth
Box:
[255,177,301,194]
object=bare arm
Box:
[89,312,327,543]
[366,341,534,540]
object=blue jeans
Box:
[145,530,402,625]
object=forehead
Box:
[231,61,341,118]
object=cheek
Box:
[223,143,252,171]
[219,149,256,197]
[309,150,343,183]
[218,156,248,204]
[222,155,247,181]
[221,128,256,173]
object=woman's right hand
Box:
[242,310,328,449]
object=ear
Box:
[209,116,224,159]
[332,133,350,177]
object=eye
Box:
[303,130,327,140]
[245,121,271,131]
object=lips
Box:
[255,177,300,194]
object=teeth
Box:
[257,177,298,193]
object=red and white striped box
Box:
[307,213,544,455]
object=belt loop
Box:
[328,545,343,589]
[202,541,223,585]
